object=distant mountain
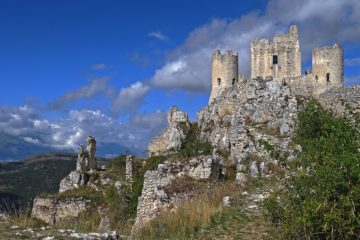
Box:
[0,133,56,162]
[0,152,110,212]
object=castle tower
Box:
[312,43,344,95]
[251,25,301,81]
[209,50,239,103]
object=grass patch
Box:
[163,175,207,196]
[56,210,101,233]
[137,182,237,239]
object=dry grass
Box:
[137,182,238,239]
[163,175,207,196]
[56,210,100,233]
[2,202,45,229]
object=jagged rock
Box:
[235,172,247,186]
[76,136,97,172]
[31,197,90,225]
[59,170,89,193]
[319,85,360,131]
[0,213,9,224]
[148,106,190,156]
[131,155,221,235]
[198,78,299,178]
[249,162,259,177]
[223,196,231,207]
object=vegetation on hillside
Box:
[265,101,360,239]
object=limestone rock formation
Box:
[131,155,221,235]
[319,85,360,131]
[31,197,91,225]
[59,170,89,193]
[147,106,191,156]
[59,136,99,193]
[198,77,300,177]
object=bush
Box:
[265,101,360,239]
[178,123,213,158]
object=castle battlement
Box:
[250,25,301,81]
[209,50,239,103]
[209,25,344,103]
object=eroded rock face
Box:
[131,155,221,235]
[59,170,89,193]
[198,78,300,176]
[319,85,360,131]
[31,197,90,225]
[148,106,191,156]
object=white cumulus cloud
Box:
[150,0,360,92]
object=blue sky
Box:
[0,0,359,160]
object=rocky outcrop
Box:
[319,85,360,131]
[131,155,221,235]
[59,170,89,193]
[31,197,91,225]
[148,106,191,156]
[198,78,300,176]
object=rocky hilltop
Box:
[1,76,358,239]
[1,25,359,239]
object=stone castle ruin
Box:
[76,135,97,171]
[209,25,344,103]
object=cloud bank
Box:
[150,0,360,92]
[0,105,167,154]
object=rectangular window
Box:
[326,73,330,83]
[273,55,278,65]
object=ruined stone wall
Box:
[251,25,301,81]
[209,50,239,103]
[125,155,133,187]
[284,74,314,97]
[312,43,344,96]
[131,155,221,235]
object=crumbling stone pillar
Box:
[87,136,97,170]
[126,155,133,188]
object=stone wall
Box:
[131,155,221,235]
[251,25,301,81]
[284,74,314,97]
[125,155,133,187]
[209,50,239,103]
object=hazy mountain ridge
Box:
[0,152,110,211]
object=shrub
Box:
[178,123,213,158]
[56,210,100,232]
[265,101,360,239]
